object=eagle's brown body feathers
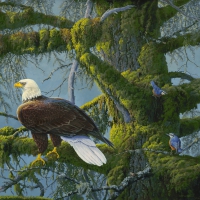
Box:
[17,95,111,153]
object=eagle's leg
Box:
[31,133,48,165]
[31,153,45,166]
[46,134,62,159]
[46,147,59,158]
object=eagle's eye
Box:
[20,82,26,85]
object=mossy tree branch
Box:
[180,116,200,136]
[146,151,200,195]
[168,71,194,81]
[0,7,74,30]
[158,31,200,53]
[179,79,200,105]
[0,134,114,174]
[162,79,200,131]
[0,28,71,56]
[79,52,142,121]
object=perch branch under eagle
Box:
[14,79,113,166]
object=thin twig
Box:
[43,64,72,82]
[0,112,18,120]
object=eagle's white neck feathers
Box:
[20,79,42,102]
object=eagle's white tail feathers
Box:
[61,135,107,166]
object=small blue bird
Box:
[166,133,182,153]
[150,80,167,97]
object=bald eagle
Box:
[14,79,113,166]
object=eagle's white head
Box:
[14,79,41,102]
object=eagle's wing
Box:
[61,135,106,166]
[18,97,97,135]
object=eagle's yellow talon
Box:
[31,153,45,166]
[46,147,59,158]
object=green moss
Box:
[138,42,168,75]
[107,165,125,185]
[39,29,49,51]
[0,126,15,136]
[47,29,65,51]
[153,153,200,194]
[60,28,72,50]
[71,18,102,56]
[110,123,134,149]
[180,117,200,136]
[80,94,105,110]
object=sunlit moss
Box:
[71,18,102,56]
[47,29,65,51]
[0,126,15,136]
[60,28,72,50]
[39,29,49,51]
[80,94,105,110]
[110,123,134,149]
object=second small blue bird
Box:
[150,80,167,97]
[166,133,182,153]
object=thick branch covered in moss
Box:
[158,31,200,53]
[180,116,200,136]
[0,28,71,56]
[168,71,194,81]
[161,79,200,131]
[0,7,73,30]
[179,79,200,106]
[147,151,200,196]
[80,94,105,110]
[79,52,141,121]
[0,135,114,174]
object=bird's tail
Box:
[61,135,107,166]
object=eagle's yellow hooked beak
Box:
[14,82,23,88]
